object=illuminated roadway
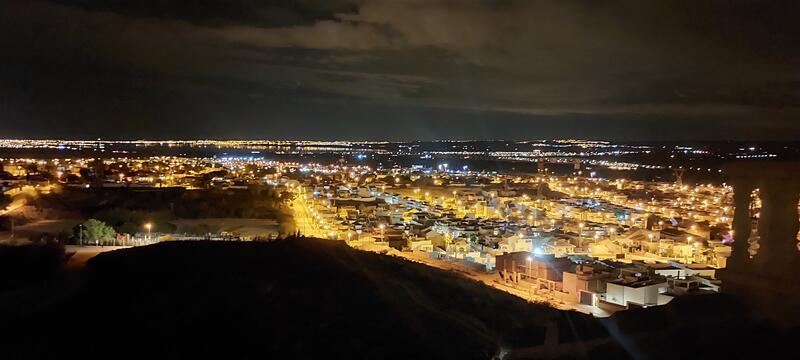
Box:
[1,185,52,216]
[290,192,325,238]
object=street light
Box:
[145,223,153,242]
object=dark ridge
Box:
[0,242,66,292]
[3,238,570,359]
[1,238,795,359]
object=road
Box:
[290,194,325,238]
[64,245,131,269]
[1,185,53,216]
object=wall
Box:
[606,283,626,306]
[562,272,578,301]
[606,282,667,306]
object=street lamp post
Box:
[145,223,153,242]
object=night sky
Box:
[1,0,799,141]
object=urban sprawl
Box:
[0,149,749,317]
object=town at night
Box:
[2,1,799,359]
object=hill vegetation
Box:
[3,186,295,241]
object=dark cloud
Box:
[49,0,360,27]
[1,0,799,140]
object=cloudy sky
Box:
[1,0,798,140]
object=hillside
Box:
[1,238,794,359]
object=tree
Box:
[88,159,106,187]
[279,191,296,204]
[79,219,116,245]
[25,163,39,175]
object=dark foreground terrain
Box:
[0,238,796,359]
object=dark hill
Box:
[1,238,795,359]
[86,238,565,359]
[2,238,587,359]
